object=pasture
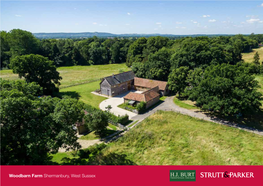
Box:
[0,63,130,88]
[242,47,263,63]
[97,111,263,165]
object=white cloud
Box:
[15,15,21,17]
[246,18,261,23]
[202,15,210,18]
[222,20,233,24]
[204,26,208,29]
[208,19,216,22]
[156,22,162,25]
[127,12,131,15]
[176,26,186,29]
[125,24,130,26]
[191,20,198,24]
[260,3,263,7]
[246,15,258,18]
[93,22,97,25]
[175,21,182,24]
[75,23,79,25]
[97,23,107,26]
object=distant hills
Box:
[33,32,234,39]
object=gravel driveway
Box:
[99,92,137,119]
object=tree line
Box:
[0,29,134,68]
[131,35,263,81]
[1,29,262,70]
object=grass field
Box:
[79,126,117,141]
[173,97,197,110]
[242,47,263,63]
[0,63,130,88]
[59,81,106,108]
[96,111,263,165]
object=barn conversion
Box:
[99,71,169,109]
[100,71,168,97]
[100,71,135,97]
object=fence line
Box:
[60,79,101,89]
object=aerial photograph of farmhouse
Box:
[1,1,263,166]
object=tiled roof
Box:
[124,87,160,102]
[142,86,160,102]
[134,77,167,91]
[124,92,145,102]
[103,71,135,86]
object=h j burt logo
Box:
[170,170,196,182]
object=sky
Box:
[1,1,263,35]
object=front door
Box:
[107,89,110,96]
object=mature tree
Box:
[88,41,107,65]
[168,66,189,97]
[186,64,262,116]
[110,41,121,63]
[132,62,147,78]
[0,79,85,165]
[170,37,243,70]
[185,68,204,90]
[145,48,171,81]
[170,37,212,70]
[146,36,169,54]
[0,31,11,68]
[84,110,108,136]
[253,51,260,65]
[0,79,42,98]
[10,54,62,95]
[7,29,39,58]
[126,37,147,67]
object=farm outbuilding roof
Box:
[102,71,135,86]
[134,77,167,91]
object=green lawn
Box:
[118,99,164,114]
[51,151,75,164]
[97,111,263,165]
[0,63,130,88]
[79,129,117,140]
[59,81,106,108]
[108,124,118,130]
[118,102,136,110]
[159,96,167,101]
[173,97,197,110]
[50,144,107,165]
[242,47,263,63]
